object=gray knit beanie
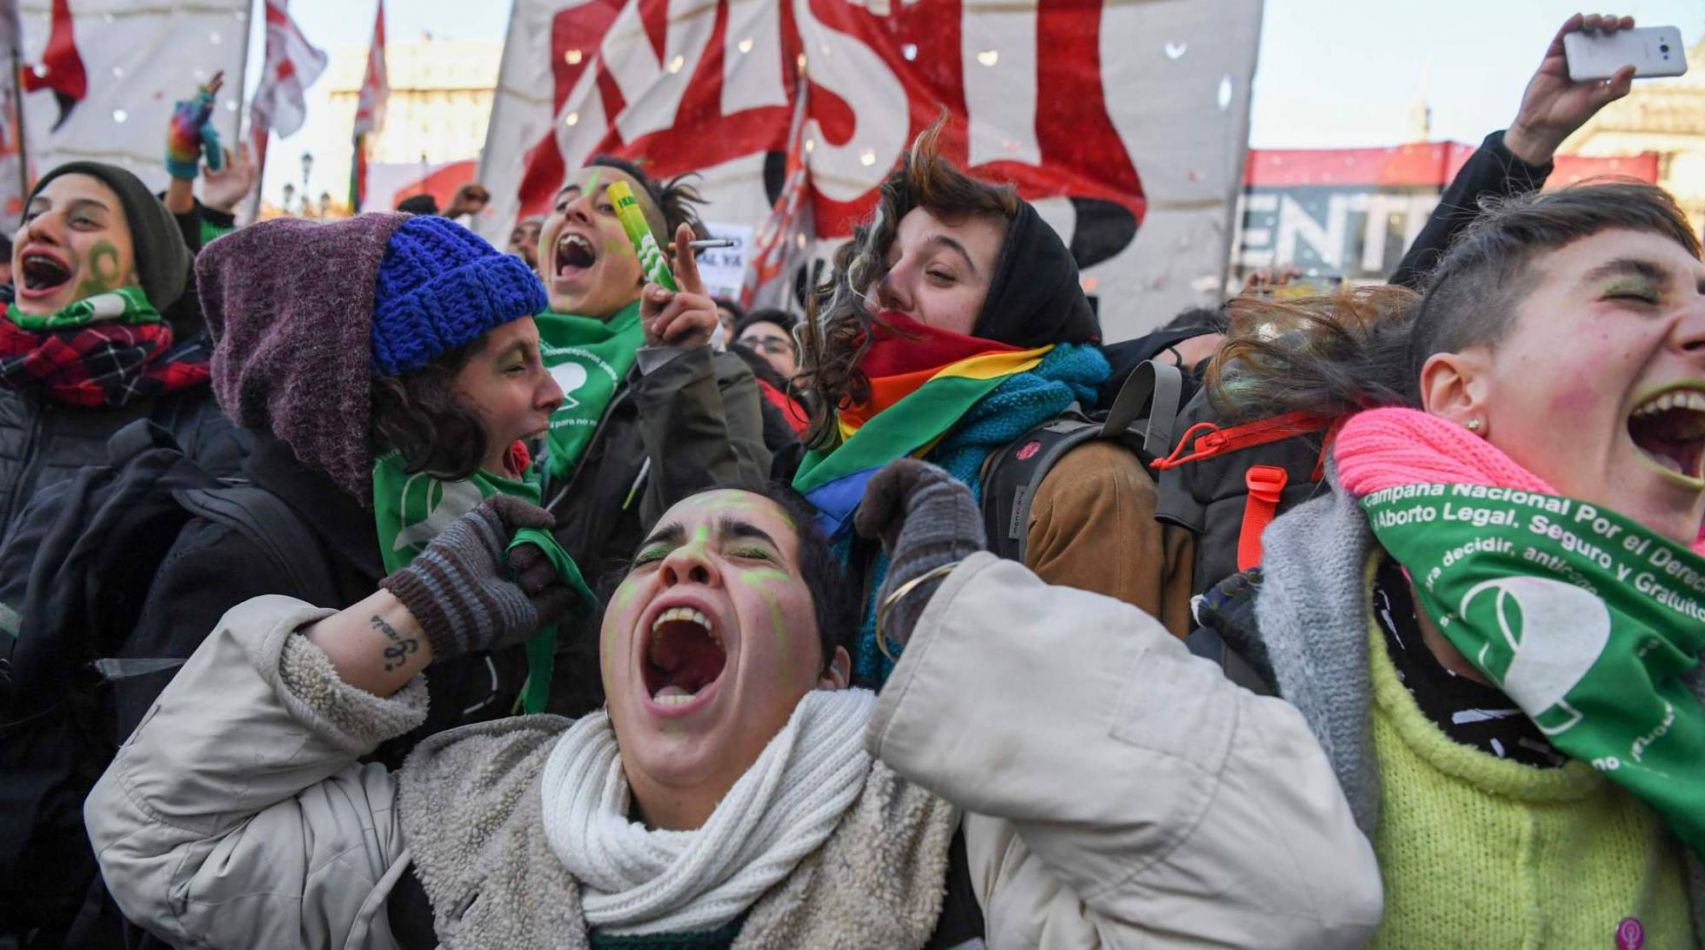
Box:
[29,161,191,309]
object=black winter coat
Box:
[0,378,245,545]
[116,431,528,764]
[1387,130,1550,290]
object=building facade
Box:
[298,33,500,213]
[1568,36,1705,235]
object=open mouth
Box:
[553,233,596,282]
[642,606,728,709]
[1627,385,1705,487]
[18,250,71,297]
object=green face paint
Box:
[731,566,801,679]
[737,566,791,586]
[603,580,642,683]
[73,240,123,300]
[757,587,791,673]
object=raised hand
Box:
[444,182,492,218]
[1505,14,1636,166]
[642,223,718,348]
[165,71,225,181]
[202,143,258,213]
[855,459,987,653]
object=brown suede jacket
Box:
[1026,441,1195,638]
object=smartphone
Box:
[1564,26,1688,81]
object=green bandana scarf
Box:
[537,300,644,482]
[6,285,158,331]
[372,452,593,713]
[1363,485,1705,858]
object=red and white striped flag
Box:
[250,1,326,140]
[350,1,387,211]
[739,79,814,313]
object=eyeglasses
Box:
[741,335,794,356]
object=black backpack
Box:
[0,419,334,945]
[1152,387,1337,599]
[1153,387,1337,695]
[978,352,1333,618]
[978,360,1186,561]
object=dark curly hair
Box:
[795,119,1019,449]
[368,338,489,481]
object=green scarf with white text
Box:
[1341,407,1705,860]
[372,451,592,714]
[537,300,644,482]
[6,285,157,330]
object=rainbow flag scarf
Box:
[793,312,1049,541]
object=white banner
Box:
[19,0,250,194]
[696,222,752,301]
[0,0,26,222]
[479,0,1261,341]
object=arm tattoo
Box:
[371,615,420,672]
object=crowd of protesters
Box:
[1,12,1702,950]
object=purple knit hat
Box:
[198,213,409,506]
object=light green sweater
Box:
[1367,617,1694,950]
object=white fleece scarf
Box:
[540,688,876,936]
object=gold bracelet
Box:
[874,561,961,663]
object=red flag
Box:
[20,0,86,131]
[350,2,388,211]
[251,1,327,140]
[740,79,813,313]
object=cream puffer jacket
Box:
[87,553,1383,949]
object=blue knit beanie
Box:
[370,215,548,376]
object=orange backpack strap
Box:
[1237,464,1290,571]
[1150,410,1335,471]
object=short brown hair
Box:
[1412,181,1701,389]
[1206,181,1703,423]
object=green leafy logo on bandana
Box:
[386,471,488,561]
[550,361,590,411]
[1363,485,1705,859]
[537,301,644,482]
[1456,576,1611,736]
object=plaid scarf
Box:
[0,288,211,407]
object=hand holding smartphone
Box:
[1565,26,1688,82]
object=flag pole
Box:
[248,127,268,222]
[241,0,268,223]
[6,15,29,226]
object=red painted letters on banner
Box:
[516,1,1144,241]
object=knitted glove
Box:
[164,85,223,180]
[855,459,986,649]
[380,496,575,661]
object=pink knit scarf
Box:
[1336,407,1705,555]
